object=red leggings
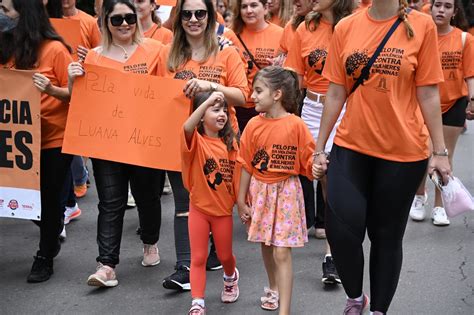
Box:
[189,204,236,298]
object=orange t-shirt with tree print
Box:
[285,19,332,93]
[233,23,283,108]
[238,114,315,184]
[437,28,474,113]
[63,9,101,49]
[157,45,248,131]
[181,130,240,216]
[323,9,444,162]
[2,41,73,149]
[143,24,173,45]
[84,38,163,75]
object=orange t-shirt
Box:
[323,9,444,162]
[421,3,431,14]
[2,41,73,149]
[469,27,474,36]
[143,24,173,45]
[279,21,295,54]
[157,45,248,131]
[85,39,163,75]
[234,23,283,107]
[64,9,101,49]
[437,28,474,113]
[269,15,282,27]
[285,19,332,93]
[217,12,225,25]
[181,130,240,216]
[238,114,315,184]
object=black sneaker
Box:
[206,248,222,271]
[27,256,53,283]
[162,265,191,291]
[322,255,341,285]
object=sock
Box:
[347,294,364,302]
[192,299,205,308]
[224,272,236,281]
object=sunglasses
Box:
[181,10,208,21]
[109,13,137,27]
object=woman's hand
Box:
[269,53,286,67]
[312,153,329,179]
[32,73,53,94]
[237,200,251,224]
[183,79,214,98]
[68,62,85,81]
[77,45,89,63]
[466,99,474,120]
[428,155,452,185]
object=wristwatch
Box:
[432,148,449,156]
[210,82,218,92]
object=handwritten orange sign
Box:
[0,69,42,220]
[62,64,190,171]
[50,18,81,59]
[155,0,177,6]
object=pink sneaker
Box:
[221,267,239,303]
[343,294,369,314]
[188,303,206,315]
[142,243,160,267]
[87,263,118,287]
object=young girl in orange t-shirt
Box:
[237,66,315,314]
[182,91,240,315]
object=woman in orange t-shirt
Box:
[68,0,165,288]
[0,0,73,283]
[410,0,474,224]
[181,91,240,314]
[267,0,293,27]
[231,0,284,130]
[134,0,173,44]
[156,0,247,293]
[313,0,451,313]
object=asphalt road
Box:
[1,121,473,315]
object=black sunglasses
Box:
[181,10,208,21]
[109,13,137,27]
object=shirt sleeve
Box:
[415,19,444,86]
[180,129,198,192]
[463,33,474,78]
[225,47,250,101]
[236,124,254,174]
[284,27,305,76]
[322,23,346,86]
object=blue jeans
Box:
[71,155,88,186]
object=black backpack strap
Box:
[236,33,262,70]
[350,8,412,94]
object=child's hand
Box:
[237,201,251,224]
[205,91,225,107]
[312,153,329,179]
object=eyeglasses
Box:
[181,10,208,21]
[109,13,138,27]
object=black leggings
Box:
[326,145,428,312]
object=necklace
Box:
[112,43,129,59]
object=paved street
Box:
[1,121,473,315]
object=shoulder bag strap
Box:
[236,33,262,70]
[350,8,412,94]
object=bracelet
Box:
[432,148,449,156]
[314,151,329,157]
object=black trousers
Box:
[326,145,428,312]
[92,159,164,267]
[38,148,72,258]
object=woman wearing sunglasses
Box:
[231,0,284,131]
[0,0,73,283]
[155,0,247,310]
[68,0,165,288]
[133,0,173,44]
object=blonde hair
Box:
[269,0,294,27]
[305,0,353,32]
[100,0,142,50]
[399,0,414,38]
[167,0,219,72]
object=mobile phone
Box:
[429,171,444,191]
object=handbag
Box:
[440,177,474,218]
[350,8,412,94]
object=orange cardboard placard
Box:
[62,64,190,171]
[155,0,177,6]
[50,18,81,59]
[0,69,42,220]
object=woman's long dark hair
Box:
[45,0,64,18]
[0,0,71,69]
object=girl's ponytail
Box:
[399,0,414,39]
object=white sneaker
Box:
[64,203,81,225]
[431,207,450,226]
[409,193,428,221]
[127,191,136,207]
[59,226,66,241]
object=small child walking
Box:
[181,91,241,315]
[237,67,316,315]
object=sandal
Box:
[260,286,279,311]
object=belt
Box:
[306,90,326,104]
